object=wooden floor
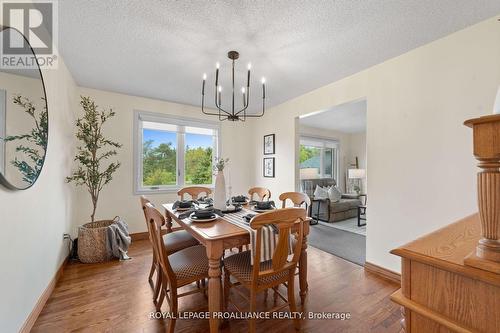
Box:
[32,240,402,333]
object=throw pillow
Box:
[313,185,329,199]
[328,186,342,202]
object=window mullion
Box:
[178,126,185,187]
[320,147,325,178]
[212,135,217,185]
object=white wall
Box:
[347,132,367,193]
[249,16,500,272]
[73,87,254,234]
[0,60,78,332]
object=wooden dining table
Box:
[162,203,310,333]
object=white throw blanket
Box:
[106,217,132,260]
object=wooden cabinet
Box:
[390,214,500,333]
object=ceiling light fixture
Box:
[202,50,266,121]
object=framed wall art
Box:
[263,133,275,155]
[263,157,275,178]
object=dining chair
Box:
[145,202,209,333]
[223,207,306,332]
[278,192,310,280]
[177,186,212,200]
[140,196,199,304]
[248,187,271,201]
[279,192,311,210]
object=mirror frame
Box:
[0,25,49,190]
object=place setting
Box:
[250,200,276,213]
[229,195,250,206]
[174,198,247,223]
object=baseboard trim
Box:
[130,229,170,241]
[364,261,401,284]
[20,256,68,333]
[130,231,149,241]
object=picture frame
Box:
[263,157,275,178]
[263,133,275,155]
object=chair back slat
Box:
[279,192,311,209]
[248,187,271,201]
[272,227,292,271]
[249,208,305,283]
[177,186,212,200]
[144,203,177,286]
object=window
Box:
[299,137,338,180]
[134,111,220,193]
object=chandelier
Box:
[202,50,266,121]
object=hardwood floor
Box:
[32,240,402,332]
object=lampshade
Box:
[300,168,319,180]
[348,168,366,179]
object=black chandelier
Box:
[202,50,265,121]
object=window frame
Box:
[299,136,339,181]
[133,110,221,194]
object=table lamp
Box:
[348,168,366,194]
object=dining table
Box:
[162,203,310,333]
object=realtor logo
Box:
[1,0,58,69]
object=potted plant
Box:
[66,96,122,263]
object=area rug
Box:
[318,217,366,236]
[308,223,366,266]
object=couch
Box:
[300,178,361,222]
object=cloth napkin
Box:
[250,200,276,210]
[172,200,195,210]
[178,208,225,220]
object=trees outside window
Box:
[135,112,219,193]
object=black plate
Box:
[189,213,218,222]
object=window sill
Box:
[134,186,215,196]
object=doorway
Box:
[296,99,367,265]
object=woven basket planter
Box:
[78,219,115,263]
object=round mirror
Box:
[0,26,48,190]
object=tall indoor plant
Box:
[66,96,122,222]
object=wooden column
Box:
[464,114,500,273]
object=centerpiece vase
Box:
[213,170,227,210]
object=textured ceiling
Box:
[58,1,500,113]
[300,100,366,134]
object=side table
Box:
[357,205,367,227]
[309,198,330,225]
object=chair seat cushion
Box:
[163,230,199,254]
[169,245,209,281]
[224,250,289,285]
